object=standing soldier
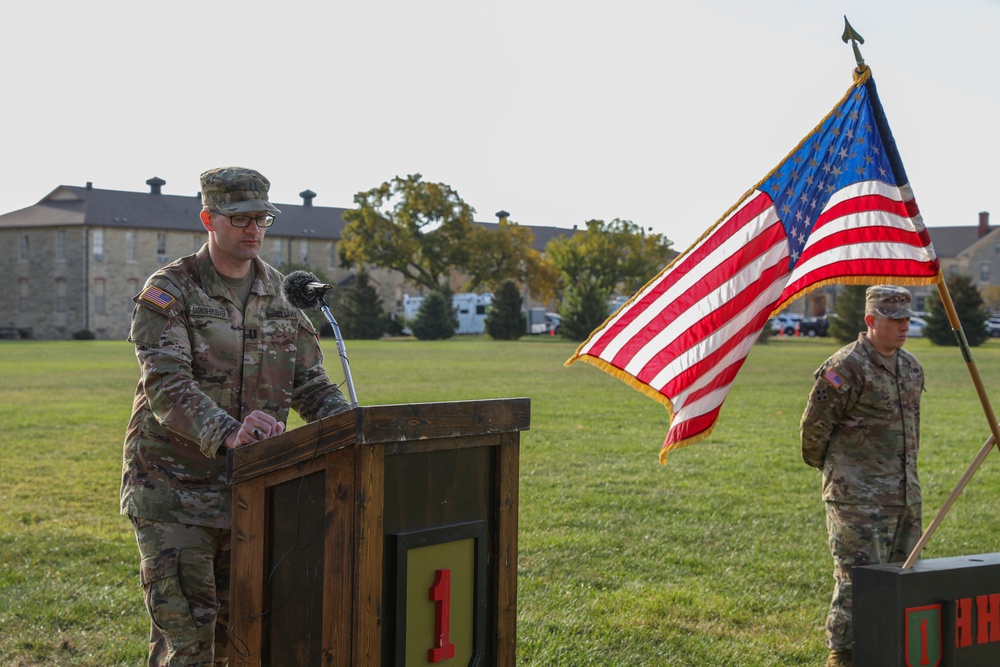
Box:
[120,167,349,666]
[800,285,924,667]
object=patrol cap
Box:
[200,167,281,215]
[866,285,915,319]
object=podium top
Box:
[227,397,530,485]
[856,551,1000,575]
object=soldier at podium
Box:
[119,166,350,666]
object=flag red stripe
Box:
[798,223,931,267]
[586,192,775,360]
[663,409,720,447]
[671,353,753,421]
[783,258,938,299]
[614,217,786,373]
[640,257,788,391]
[816,192,914,227]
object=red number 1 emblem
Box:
[429,568,456,662]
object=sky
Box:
[3,0,998,251]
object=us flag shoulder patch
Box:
[140,285,176,310]
[823,368,845,389]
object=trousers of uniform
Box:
[824,502,921,650]
[131,516,231,666]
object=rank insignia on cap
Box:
[823,368,845,389]
[140,285,176,310]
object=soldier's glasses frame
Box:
[212,211,275,228]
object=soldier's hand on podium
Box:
[224,410,286,449]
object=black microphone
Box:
[281,271,333,310]
[280,271,359,406]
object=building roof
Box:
[0,182,351,240]
[474,220,579,252]
[0,180,583,250]
[926,225,991,258]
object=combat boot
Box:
[824,648,851,667]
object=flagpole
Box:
[840,16,1000,569]
[901,273,1000,568]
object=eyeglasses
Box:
[212,211,275,228]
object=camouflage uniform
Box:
[121,170,348,666]
[801,330,923,651]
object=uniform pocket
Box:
[140,547,198,638]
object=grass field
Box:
[3,335,1000,666]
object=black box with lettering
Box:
[854,553,1000,666]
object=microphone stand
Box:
[318,296,359,408]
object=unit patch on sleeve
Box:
[140,285,176,311]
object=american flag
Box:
[567,69,940,463]
[140,285,175,310]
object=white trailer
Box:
[402,293,493,335]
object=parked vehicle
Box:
[798,315,829,337]
[402,292,493,335]
[770,313,804,336]
[907,317,927,338]
[987,317,1000,338]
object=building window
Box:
[19,279,29,312]
[56,278,67,313]
[93,229,105,260]
[20,234,29,261]
[157,233,167,262]
[94,279,106,315]
[982,263,991,282]
[126,231,137,262]
[949,264,959,277]
[300,239,309,264]
[57,230,66,261]
[272,238,283,267]
[327,242,335,268]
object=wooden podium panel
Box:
[226,398,528,667]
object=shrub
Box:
[559,274,610,341]
[830,285,868,343]
[338,272,387,340]
[925,275,989,347]
[410,290,458,340]
[485,281,526,341]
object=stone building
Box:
[0,177,578,340]
[0,177,410,340]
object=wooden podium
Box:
[226,398,529,667]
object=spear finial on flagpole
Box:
[842,17,867,75]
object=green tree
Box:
[340,174,475,290]
[464,218,558,302]
[338,272,387,340]
[559,274,611,341]
[410,290,458,340]
[547,218,673,296]
[485,280,526,341]
[830,285,869,343]
[925,275,988,346]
